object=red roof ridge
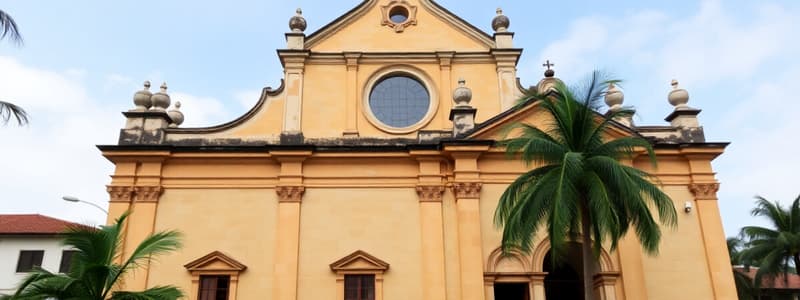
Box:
[0,214,86,235]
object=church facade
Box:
[99,1,736,299]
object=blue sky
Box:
[1,0,799,236]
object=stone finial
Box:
[668,79,690,109]
[543,60,555,78]
[167,101,184,128]
[150,82,171,111]
[289,8,307,33]
[664,79,702,133]
[453,78,473,107]
[492,8,510,32]
[605,83,624,111]
[449,77,477,137]
[132,81,153,111]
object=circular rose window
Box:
[368,75,430,129]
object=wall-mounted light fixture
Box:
[684,201,693,213]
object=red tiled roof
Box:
[0,214,83,235]
[735,267,800,289]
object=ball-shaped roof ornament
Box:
[132,81,153,111]
[150,82,171,111]
[168,101,184,128]
[453,78,473,107]
[289,8,307,33]
[492,8,510,32]
[668,79,690,109]
[604,83,624,111]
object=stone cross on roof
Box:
[542,60,555,77]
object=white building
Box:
[0,214,81,295]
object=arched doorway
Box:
[543,242,586,300]
[530,240,620,300]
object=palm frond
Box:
[0,101,29,126]
[110,286,184,300]
[495,71,677,300]
[0,10,23,45]
[3,210,183,300]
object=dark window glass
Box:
[199,275,230,300]
[59,250,78,273]
[344,275,375,300]
[16,250,44,273]
[369,75,430,128]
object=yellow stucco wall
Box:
[309,1,490,52]
[147,189,278,298]
[101,0,737,299]
[297,188,423,300]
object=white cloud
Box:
[170,92,230,127]
[0,56,241,225]
[0,57,117,226]
[234,89,262,111]
[0,57,90,111]
[713,65,800,232]
[103,73,134,92]
[532,0,800,235]
[530,0,799,87]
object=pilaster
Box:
[615,158,650,300]
[593,272,620,300]
[491,49,522,111]
[530,272,547,300]
[685,151,736,300]
[414,151,448,300]
[278,51,310,134]
[447,145,488,300]
[344,52,362,137]
[271,150,311,300]
[452,181,483,300]
[438,52,455,129]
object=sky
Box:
[1,0,799,236]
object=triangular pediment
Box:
[330,250,390,272]
[468,100,638,141]
[184,251,247,272]
[306,0,494,52]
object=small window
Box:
[345,275,375,300]
[59,250,78,273]
[388,6,409,24]
[199,275,230,300]
[16,250,44,273]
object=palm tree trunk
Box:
[794,254,800,275]
[580,202,595,300]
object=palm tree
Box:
[728,237,755,299]
[0,9,28,126]
[494,71,677,300]
[1,101,28,126]
[740,195,800,288]
[1,212,184,300]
